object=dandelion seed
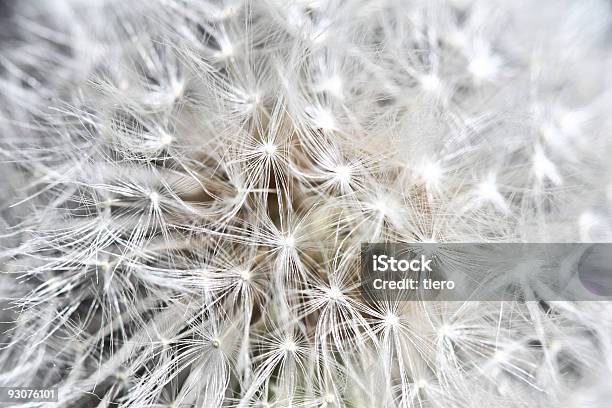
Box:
[245,93,262,112]
[317,75,344,99]
[373,200,387,215]
[415,379,428,389]
[333,165,351,184]
[283,234,296,248]
[305,105,336,130]
[418,161,443,187]
[493,349,507,364]
[384,313,400,328]
[261,141,277,157]
[438,323,457,340]
[116,370,129,384]
[282,339,297,353]
[420,74,442,93]
[533,145,562,186]
[171,83,184,99]
[215,39,235,61]
[468,54,501,81]
[325,285,344,302]
[222,5,237,19]
[238,268,251,282]
[477,175,510,214]
[149,191,160,205]
[159,131,174,146]
[549,339,562,353]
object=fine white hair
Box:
[1,0,612,406]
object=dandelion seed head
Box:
[533,145,562,185]
[478,179,498,199]
[149,191,160,205]
[332,165,351,184]
[171,83,184,99]
[261,141,277,157]
[282,339,297,353]
[438,323,456,339]
[306,106,336,130]
[477,175,506,206]
[222,5,237,19]
[238,268,251,282]
[549,339,562,353]
[373,200,387,215]
[325,285,344,302]
[215,40,235,61]
[160,337,170,349]
[116,370,129,383]
[318,75,344,99]
[245,92,262,111]
[2,0,612,406]
[420,74,442,93]
[384,312,400,328]
[159,131,174,146]
[493,349,507,364]
[418,161,443,186]
[99,261,111,273]
[468,54,501,81]
[283,234,296,248]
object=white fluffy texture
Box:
[1,0,612,407]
